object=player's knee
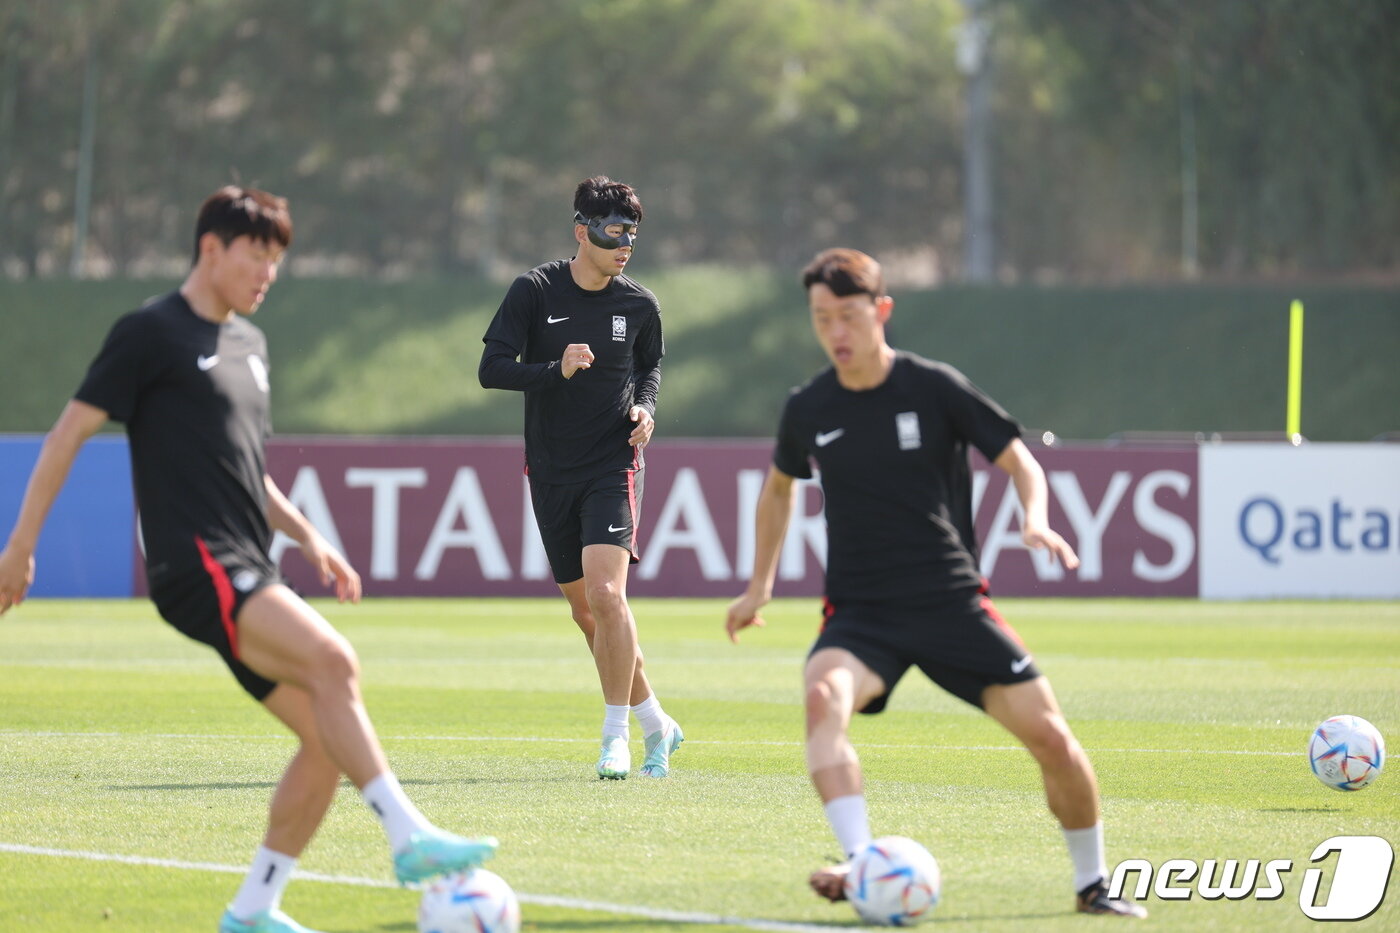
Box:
[1026,717,1081,771]
[311,633,361,688]
[584,578,624,617]
[805,679,843,733]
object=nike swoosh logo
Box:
[607,524,628,533]
[546,315,570,324]
[196,355,220,371]
[815,429,845,447]
[1011,655,1034,674]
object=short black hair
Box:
[801,248,885,300]
[573,175,643,224]
[191,186,292,266]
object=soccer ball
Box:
[843,836,941,927]
[1309,715,1385,791]
[418,869,521,933]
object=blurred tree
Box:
[0,0,1395,280]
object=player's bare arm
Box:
[994,437,1080,570]
[263,474,362,603]
[627,406,654,448]
[560,342,594,379]
[726,466,799,642]
[0,400,109,614]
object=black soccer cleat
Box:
[1076,878,1149,918]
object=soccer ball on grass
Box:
[418,868,521,933]
[843,836,941,927]
[1309,715,1384,791]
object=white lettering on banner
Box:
[415,468,510,580]
[637,468,730,580]
[979,468,1194,584]
[269,466,347,566]
[979,480,1065,581]
[734,469,765,577]
[345,468,427,580]
[1132,471,1195,581]
[1049,470,1131,581]
[519,478,550,581]
[732,469,828,583]
[781,477,827,580]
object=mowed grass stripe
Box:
[0,729,1303,756]
[1,597,1397,932]
[0,844,849,933]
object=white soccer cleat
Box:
[596,735,630,780]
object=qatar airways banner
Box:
[21,435,1400,599]
[1199,445,1400,599]
[247,438,1198,598]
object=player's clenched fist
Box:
[561,343,594,379]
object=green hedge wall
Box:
[3,273,1396,442]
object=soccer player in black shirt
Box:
[480,176,683,780]
[726,248,1146,918]
[0,187,498,933]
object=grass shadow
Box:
[112,781,279,791]
[1257,806,1343,813]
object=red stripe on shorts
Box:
[819,596,836,633]
[626,466,639,555]
[195,536,240,659]
[978,590,1026,648]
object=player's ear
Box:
[196,231,225,263]
[573,223,588,246]
[875,296,894,323]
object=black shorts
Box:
[809,586,1040,714]
[148,538,282,700]
[528,469,643,584]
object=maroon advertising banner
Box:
[969,447,1198,597]
[133,437,1197,599]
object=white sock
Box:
[362,772,432,852]
[1063,823,1108,892]
[603,704,631,741]
[823,794,873,860]
[631,694,669,736]
[228,846,296,918]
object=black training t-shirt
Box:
[480,259,663,484]
[74,291,274,586]
[773,351,1021,605]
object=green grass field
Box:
[1,598,1397,932]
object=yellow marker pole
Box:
[1286,300,1304,443]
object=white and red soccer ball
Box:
[843,836,942,926]
[1309,715,1385,791]
[418,868,520,933]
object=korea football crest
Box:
[612,315,627,342]
[896,411,922,450]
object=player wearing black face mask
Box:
[479,175,682,784]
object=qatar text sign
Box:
[262,438,1197,598]
[1199,444,1400,599]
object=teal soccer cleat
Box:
[218,908,323,933]
[639,720,685,778]
[393,826,499,885]
[596,734,630,780]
